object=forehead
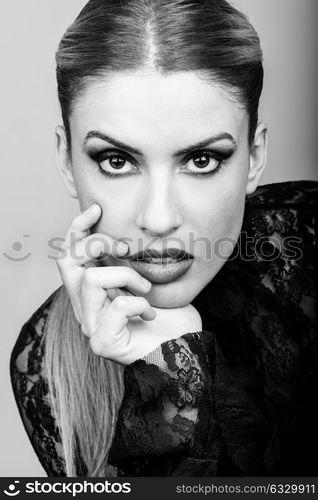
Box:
[70,70,248,146]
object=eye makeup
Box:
[180,148,234,177]
[87,149,138,178]
[86,146,235,179]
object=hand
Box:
[56,203,202,364]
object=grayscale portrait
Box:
[2,0,317,478]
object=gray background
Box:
[1,0,317,476]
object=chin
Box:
[143,278,201,308]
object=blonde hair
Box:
[42,286,125,476]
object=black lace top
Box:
[10,180,318,477]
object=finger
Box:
[56,215,129,322]
[82,266,151,293]
[59,232,129,269]
[81,266,152,334]
[80,283,110,336]
[63,203,102,249]
[99,295,156,338]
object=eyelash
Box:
[89,149,231,178]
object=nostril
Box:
[136,205,183,238]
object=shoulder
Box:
[203,179,318,324]
[238,181,317,373]
[246,179,318,208]
[242,180,317,262]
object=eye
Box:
[182,150,226,175]
[90,150,137,177]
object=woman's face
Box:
[58,70,266,308]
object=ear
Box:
[246,122,268,195]
[55,125,78,199]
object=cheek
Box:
[213,193,246,248]
[190,167,248,253]
[97,196,134,234]
[80,182,137,236]
[71,158,100,210]
[72,157,134,228]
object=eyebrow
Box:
[83,130,237,157]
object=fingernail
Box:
[117,242,129,256]
[90,203,100,211]
[141,277,151,288]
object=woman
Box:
[10,0,318,477]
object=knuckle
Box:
[112,295,128,310]
[138,296,149,308]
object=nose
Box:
[136,172,183,238]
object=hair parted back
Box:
[56,0,263,149]
[46,0,264,477]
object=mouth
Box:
[130,248,194,264]
[128,248,194,284]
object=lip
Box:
[130,247,193,262]
[130,258,194,284]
